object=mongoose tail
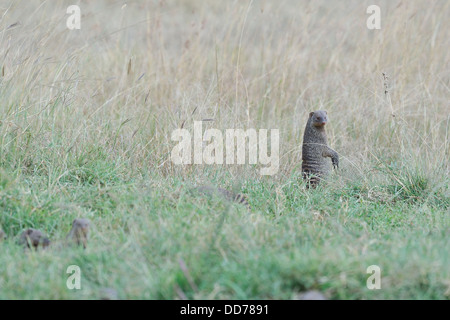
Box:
[195,185,250,209]
[216,187,250,209]
[301,110,339,187]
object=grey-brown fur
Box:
[18,228,50,250]
[195,186,250,209]
[301,110,339,187]
[66,218,91,249]
[0,229,6,242]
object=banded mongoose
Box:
[66,218,91,248]
[301,110,339,187]
[18,228,51,250]
[195,185,250,209]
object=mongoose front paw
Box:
[332,158,339,169]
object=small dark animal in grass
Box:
[0,229,6,242]
[195,185,250,209]
[66,218,91,248]
[301,110,339,187]
[18,229,50,250]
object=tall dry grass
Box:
[0,0,448,186]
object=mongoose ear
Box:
[309,112,315,118]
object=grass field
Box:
[0,0,448,299]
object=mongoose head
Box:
[19,228,50,250]
[72,218,90,236]
[309,110,328,128]
[68,218,91,248]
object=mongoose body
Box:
[301,110,339,187]
[0,229,5,242]
[66,218,91,248]
[18,228,50,250]
[195,185,250,209]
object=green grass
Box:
[0,159,448,299]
